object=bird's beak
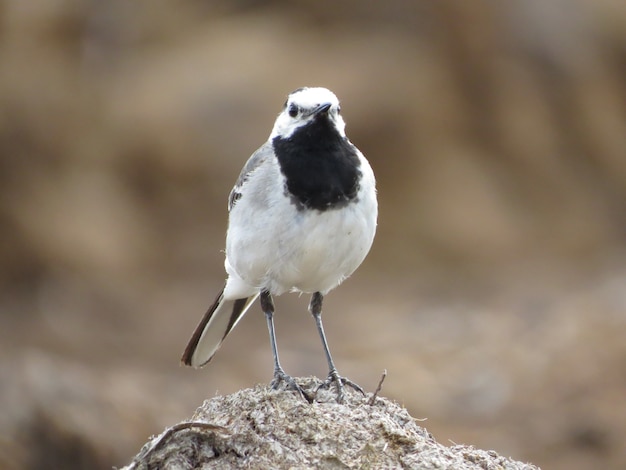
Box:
[312,103,332,115]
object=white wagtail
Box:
[181,87,377,402]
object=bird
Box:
[181,87,377,402]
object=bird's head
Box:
[270,87,346,139]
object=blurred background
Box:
[0,1,625,469]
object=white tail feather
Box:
[182,289,258,367]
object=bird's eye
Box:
[288,104,298,118]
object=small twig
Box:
[368,369,387,405]
[133,421,230,466]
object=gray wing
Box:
[228,142,273,211]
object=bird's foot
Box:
[315,369,365,403]
[270,369,313,403]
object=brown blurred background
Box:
[1,1,625,469]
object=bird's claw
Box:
[315,369,365,403]
[270,369,313,403]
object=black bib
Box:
[273,117,361,211]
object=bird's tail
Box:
[181,286,259,368]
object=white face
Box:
[270,87,346,139]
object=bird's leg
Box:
[260,291,311,403]
[310,292,365,403]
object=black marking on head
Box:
[273,113,361,212]
[283,88,308,110]
[290,87,308,96]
